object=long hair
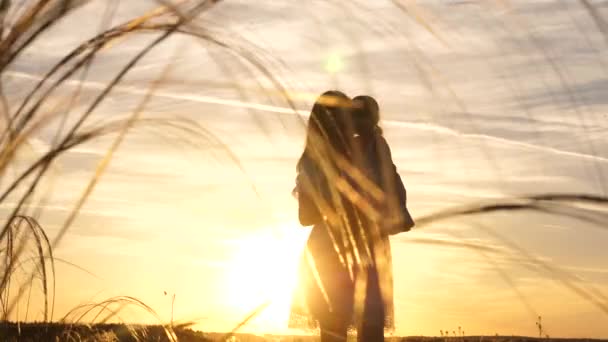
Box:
[297,90,351,173]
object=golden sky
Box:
[3,0,608,338]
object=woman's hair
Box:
[352,95,382,136]
[298,90,351,171]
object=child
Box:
[352,95,414,234]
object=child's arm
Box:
[376,135,414,232]
[377,136,406,205]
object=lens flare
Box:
[325,52,344,73]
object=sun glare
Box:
[325,52,344,73]
[223,223,310,333]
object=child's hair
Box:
[353,95,382,135]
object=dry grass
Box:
[0,0,229,340]
[0,0,606,341]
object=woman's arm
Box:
[295,173,322,226]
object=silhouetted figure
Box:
[289,92,413,342]
[351,95,414,234]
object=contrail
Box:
[387,120,608,163]
[5,70,310,116]
[6,70,608,163]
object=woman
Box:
[289,91,412,341]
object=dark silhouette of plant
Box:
[536,316,543,338]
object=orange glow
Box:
[223,223,310,332]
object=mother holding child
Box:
[289,91,415,342]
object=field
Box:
[0,0,607,341]
[2,323,608,342]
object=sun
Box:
[223,223,310,333]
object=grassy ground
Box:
[0,322,210,342]
[1,323,607,342]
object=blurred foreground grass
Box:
[3,322,608,342]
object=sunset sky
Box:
[3,0,608,338]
